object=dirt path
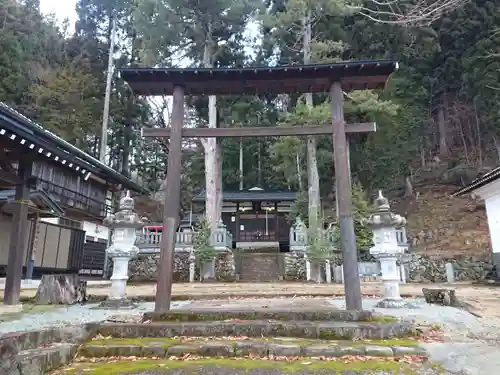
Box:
[14,281,500,317]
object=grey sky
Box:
[40,0,77,31]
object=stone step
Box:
[1,326,90,352]
[239,254,280,281]
[94,320,416,340]
[79,337,426,359]
[14,342,78,375]
[49,357,437,375]
[143,309,376,322]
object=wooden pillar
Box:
[330,81,362,311]
[4,156,33,305]
[155,85,184,312]
[26,212,40,280]
[235,203,240,241]
[274,202,279,241]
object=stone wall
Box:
[128,252,191,282]
[406,253,493,282]
[129,251,235,282]
[284,251,306,281]
[215,252,236,281]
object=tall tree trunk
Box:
[202,38,220,234]
[437,94,449,158]
[303,10,321,227]
[239,138,244,190]
[257,140,262,186]
[296,152,303,190]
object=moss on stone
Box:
[363,315,398,323]
[84,336,420,349]
[86,337,182,349]
[56,358,416,374]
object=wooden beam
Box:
[142,122,376,138]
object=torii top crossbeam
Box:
[120,60,398,96]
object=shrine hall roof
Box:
[120,60,398,96]
[192,189,297,202]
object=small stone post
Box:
[189,251,196,283]
[305,255,311,281]
[362,191,409,308]
[334,265,343,283]
[99,191,146,308]
[325,260,332,283]
[445,263,455,283]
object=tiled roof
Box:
[192,189,297,202]
[0,102,146,193]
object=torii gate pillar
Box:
[330,81,362,310]
[154,85,184,312]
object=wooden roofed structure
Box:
[121,60,399,312]
[0,102,148,305]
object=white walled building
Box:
[454,169,500,269]
[40,217,109,243]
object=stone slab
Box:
[77,340,426,359]
[1,326,91,352]
[143,309,374,322]
[181,297,338,311]
[0,305,24,315]
[16,343,78,375]
[95,321,416,340]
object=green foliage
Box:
[288,191,309,225]
[306,210,335,261]
[192,216,216,262]
[351,182,372,252]
[4,0,500,226]
[132,0,260,66]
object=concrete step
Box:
[14,342,78,375]
[143,309,376,322]
[0,326,90,374]
[1,326,90,352]
[79,337,426,359]
[94,320,417,340]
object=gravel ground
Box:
[2,296,498,374]
[328,298,500,375]
[0,301,191,334]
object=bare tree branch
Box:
[351,0,470,26]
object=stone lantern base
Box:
[96,298,137,309]
[375,298,417,309]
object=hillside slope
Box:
[393,185,490,260]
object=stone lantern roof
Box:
[362,191,406,229]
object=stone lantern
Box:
[100,191,146,308]
[362,191,409,308]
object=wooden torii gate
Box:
[121,61,399,312]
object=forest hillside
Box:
[1,0,498,258]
